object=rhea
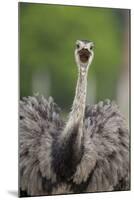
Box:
[20,40,129,197]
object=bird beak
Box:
[78,48,91,63]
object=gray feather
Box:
[19,96,129,196]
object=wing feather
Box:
[72,99,129,191]
[19,95,63,195]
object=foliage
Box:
[20,3,126,110]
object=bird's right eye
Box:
[76,44,80,49]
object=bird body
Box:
[19,40,129,196]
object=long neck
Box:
[69,71,87,129]
[62,70,88,151]
[55,70,88,180]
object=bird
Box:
[19,39,129,197]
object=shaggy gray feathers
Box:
[19,96,129,196]
[75,99,129,191]
[19,96,63,195]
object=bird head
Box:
[75,40,94,75]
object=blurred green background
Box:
[19,3,130,119]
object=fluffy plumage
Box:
[19,40,129,196]
[19,95,129,197]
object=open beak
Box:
[78,48,91,63]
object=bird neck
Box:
[70,70,87,127]
[62,70,88,149]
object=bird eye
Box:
[76,44,80,49]
[90,45,94,50]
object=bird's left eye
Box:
[90,45,94,50]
